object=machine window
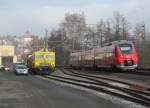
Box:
[119,43,133,54]
[36,54,44,60]
[46,54,55,60]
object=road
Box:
[0,71,124,108]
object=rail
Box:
[40,68,150,107]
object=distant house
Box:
[0,36,14,45]
[0,33,40,62]
[18,35,35,42]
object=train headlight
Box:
[35,62,39,66]
[50,63,55,67]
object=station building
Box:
[0,45,17,68]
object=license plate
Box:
[127,60,132,65]
[41,64,48,66]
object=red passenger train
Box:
[69,40,138,70]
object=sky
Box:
[0,0,150,36]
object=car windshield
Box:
[16,65,27,69]
[119,43,133,54]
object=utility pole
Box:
[100,30,103,47]
[141,24,146,67]
[142,24,146,41]
[122,22,125,40]
[44,28,49,51]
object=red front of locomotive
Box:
[114,41,138,70]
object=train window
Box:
[79,56,82,60]
[46,54,55,60]
[119,43,133,54]
[36,54,44,60]
[95,53,103,59]
[85,54,93,60]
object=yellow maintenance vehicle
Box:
[27,51,55,74]
[27,29,56,74]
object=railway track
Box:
[64,68,150,89]
[114,68,150,75]
[115,68,150,75]
[66,67,150,76]
[135,68,150,75]
[61,68,150,95]
[40,68,150,107]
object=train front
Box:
[115,41,138,70]
[34,52,55,74]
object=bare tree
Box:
[111,12,129,40]
[83,26,95,49]
[59,13,86,51]
[133,24,144,41]
[96,19,105,46]
[105,19,113,42]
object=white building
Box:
[0,45,17,68]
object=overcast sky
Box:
[0,0,149,36]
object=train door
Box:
[105,47,108,66]
[105,45,115,67]
[79,52,83,67]
[94,48,102,67]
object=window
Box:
[46,54,55,60]
[119,43,133,54]
[16,65,27,69]
[36,54,44,60]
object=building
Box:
[0,35,15,45]
[19,35,34,42]
[0,32,40,64]
[0,45,17,68]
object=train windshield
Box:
[119,43,133,54]
[36,54,44,60]
[46,54,55,60]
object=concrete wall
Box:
[0,45,17,66]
